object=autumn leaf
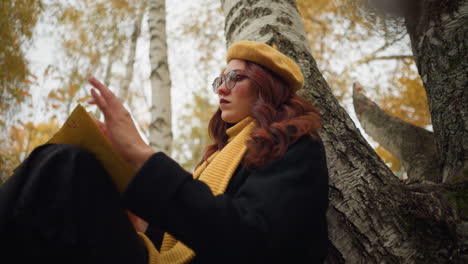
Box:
[71,83,81,96]
[77,95,91,103]
[48,91,57,99]
[17,89,31,97]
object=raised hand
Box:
[88,76,155,169]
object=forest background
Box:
[0,0,428,179]
[3,0,468,262]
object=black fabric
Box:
[124,135,329,264]
[0,144,147,264]
[0,135,329,263]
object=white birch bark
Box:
[148,0,172,153]
[221,0,467,262]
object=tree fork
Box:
[352,82,440,183]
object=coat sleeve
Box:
[122,136,329,261]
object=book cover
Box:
[46,104,135,192]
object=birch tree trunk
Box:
[148,0,172,153]
[221,0,467,263]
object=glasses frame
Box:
[212,70,250,94]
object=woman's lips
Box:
[220,99,230,105]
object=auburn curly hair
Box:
[200,61,321,169]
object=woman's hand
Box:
[88,76,155,169]
[127,210,149,233]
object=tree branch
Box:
[341,34,407,74]
[369,55,413,61]
[119,2,146,101]
[352,82,441,182]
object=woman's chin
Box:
[221,113,239,124]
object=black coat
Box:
[0,144,149,263]
[123,135,329,263]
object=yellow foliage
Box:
[60,7,83,25]
[0,0,42,123]
[16,89,31,97]
[77,95,92,103]
[375,145,401,171]
[0,119,60,179]
[110,0,130,10]
[1,0,146,180]
[39,0,146,118]
[174,4,224,171]
[0,0,42,83]
[174,93,216,171]
[380,60,431,128]
[22,79,34,85]
[68,83,80,98]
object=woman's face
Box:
[217,59,258,124]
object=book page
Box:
[47,104,135,192]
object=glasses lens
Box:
[213,71,241,93]
[212,77,222,93]
[226,71,237,90]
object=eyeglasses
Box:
[212,70,248,94]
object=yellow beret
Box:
[226,40,304,92]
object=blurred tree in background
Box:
[0,0,148,180]
[0,0,43,119]
[0,0,43,180]
[172,2,224,171]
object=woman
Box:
[0,40,329,263]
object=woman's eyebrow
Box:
[222,69,242,75]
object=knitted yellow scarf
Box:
[138,117,256,264]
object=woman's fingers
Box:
[87,75,155,168]
[88,77,116,102]
[90,87,110,117]
[88,76,120,118]
[88,76,126,117]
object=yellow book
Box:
[46,104,135,192]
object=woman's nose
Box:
[217,82,230,95]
